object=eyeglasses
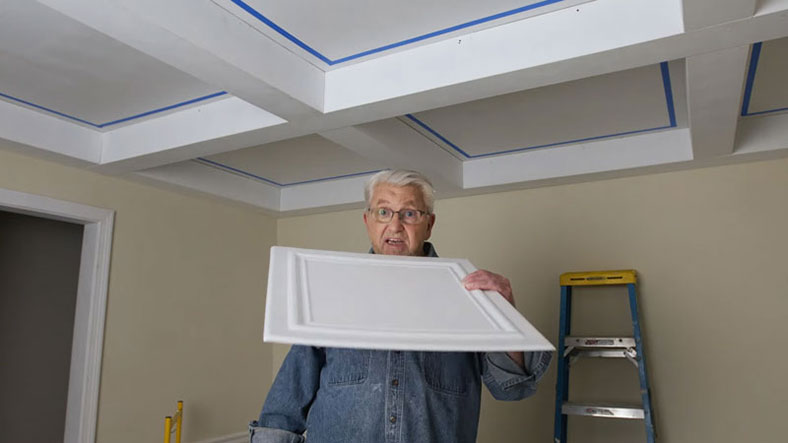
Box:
[367,207,429,224]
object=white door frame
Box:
[0,187,114,443]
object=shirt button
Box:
[391,379,399,386]
[390,416,397,423]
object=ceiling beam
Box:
[685,45,750,159]
[280,174,371,212]
[37,0,323,121]
[463,129,693,189]
[324,0,788,114]
[682,0,758,31]
[0,98,100,165]
[97,96,285,173]
[319,119,463,191]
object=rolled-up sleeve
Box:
[481,351,552,401]
[248,425,305,443]
[250,345,324,442]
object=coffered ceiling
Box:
[1,0,786,214]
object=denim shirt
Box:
[250,243,552,443]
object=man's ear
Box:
[425,213,436,238]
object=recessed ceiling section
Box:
[406,61,684,159]
[741,37,788,117]
[0,0,224,129]
[214,0,593,67]
[198,134,385,186]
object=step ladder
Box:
[553,270,656,443]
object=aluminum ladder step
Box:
[563,337,639,366]
[562,403,644,420]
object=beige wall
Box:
[3,144,786,442]
[277,158,788,443]
[0,148,276,443]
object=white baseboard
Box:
[192,431,247,443]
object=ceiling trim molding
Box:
[735,111,788,155]
[225,0,577,66]
[0,98,101,164]
[0,91,227,129]
[97,96,286,172]
[462,127,693,188]
[279,173,371,212]
[405,61,677,159]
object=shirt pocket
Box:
[422,352,471,397]
[323,348,371,386]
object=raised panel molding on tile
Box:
[264,247,555,352]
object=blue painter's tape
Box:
[741,42,788,117]
[96,91,228,127]
[282,169,385,186]
[465,125,675,158]
[0,91,227,128]
[741,42,770,117]
[331,0,566,65]
[740,42,788,117]
[660,62,677,128]
[0,91,99,127]
[228,0,332,65]
[196,157,282,186]
[408,62,679,159]
[230,0,566,65]
[742,106,788,117]
[404,114,471,158]
[195,157,382,187]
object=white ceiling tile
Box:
[743,37,788,116]
[216,0,591,66]
[202,134,385,186]
[408,63,678,158]
[265,246,555,351]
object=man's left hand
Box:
[462,270,515,307]
[462,270,525,369]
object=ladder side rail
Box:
[164,416,172,443]
[627,283,656,443]
[553,285,572,443]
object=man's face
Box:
[364,184,435,256]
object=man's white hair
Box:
[364,170,435,213]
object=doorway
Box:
[0,211,83,442]
[0,188,114,443]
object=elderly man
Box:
[250,170,551,443]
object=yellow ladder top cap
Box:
[560,270,637,286]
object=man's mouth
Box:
[385,238,405,245]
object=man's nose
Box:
[387,213,405,230]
